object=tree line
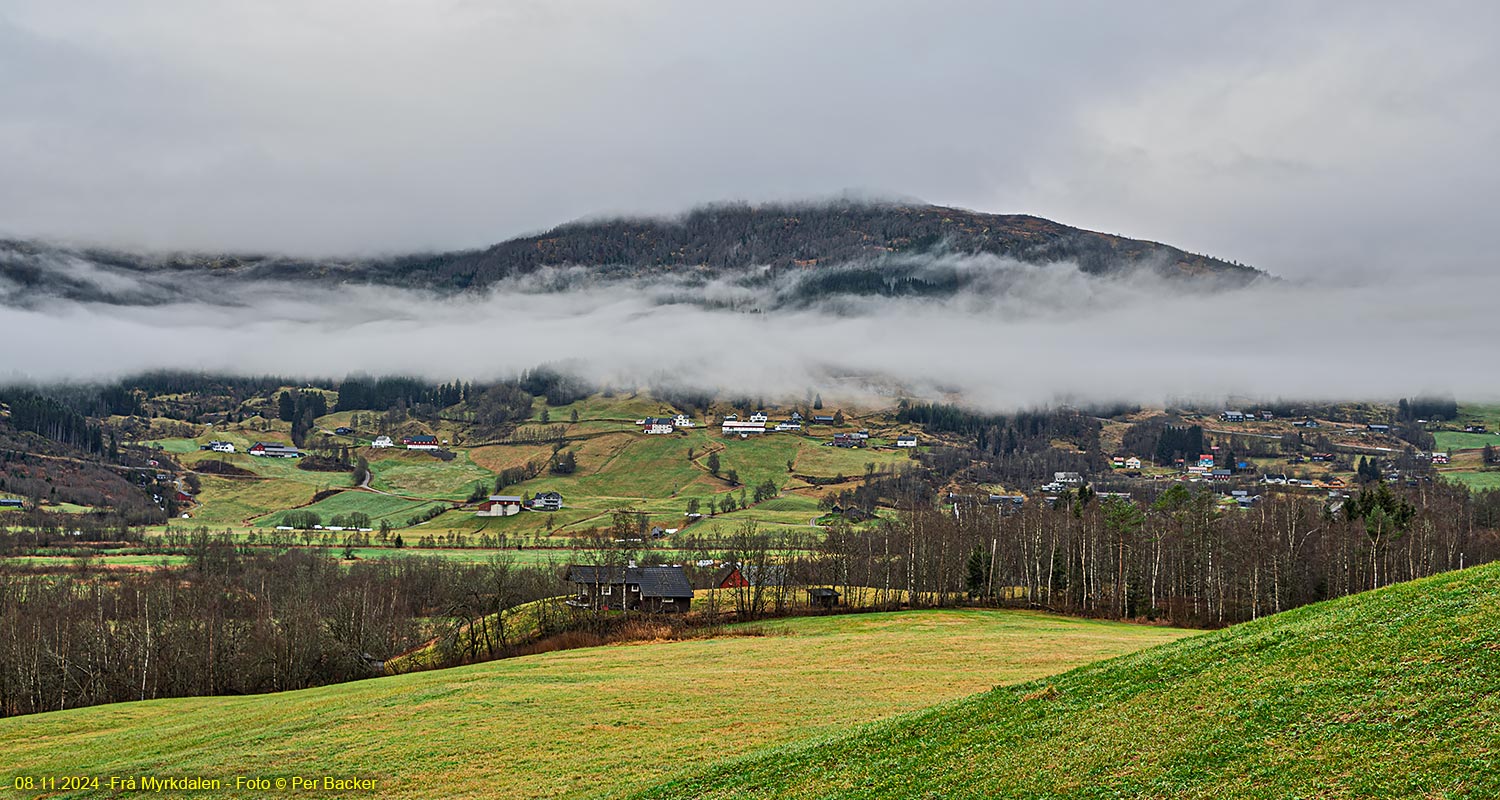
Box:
[0,534,560,718]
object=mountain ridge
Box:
[0,201,1266,306]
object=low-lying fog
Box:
[1,250,1493,409]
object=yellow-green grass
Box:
[644,563,1500,800]
[0,610,1192,799]
[714,434,800,490]
[385,596,568,672]
[1457,402,1500,429]
[252,491,450,528]
[131,437,203,454]
[46,502,99,514]
[792,440,910,478]
[343,547,579,567]
[411,507,613,538]
[0,553,191,568]
[1444,471,1500,491]
[542,393,667,422]
[1434,431,1500,452]
[366,449,494,501]
[187,476,318,526]
[212,451,357,488]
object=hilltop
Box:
[381,202,1265,290]
[0,202,1264,306]
[641,561,1500,799]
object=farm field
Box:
[366,449,493,500]
[252,491,451,528]
[1456,403,1500,429]
[187,475,318,526]
[148,390,919,544]
[1433,431,1500,452]
[0,610,1192,800]
[643,562,1500,799]
[1444,471,1500,491]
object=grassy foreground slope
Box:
[0,611,1188,799]
[641,564,1500,800]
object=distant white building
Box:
[477,496,523,517]
[207,441,235,453]
[749,411,769,424]
[775,421,803,432]
[672,413,694,428]
[371,435,393,448]
[722,420,767,436]
[249,442,301,458]
[896,435,918,448]
[643,417,675,435]
[1124,456,1142,469]
[1054,471,1084,485]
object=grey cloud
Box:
[1,255,1494,410]
[0,2,1496,281]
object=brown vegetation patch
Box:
[192,459,256,477]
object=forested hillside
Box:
[0,202,1263,306]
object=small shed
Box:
[808,587,841,610]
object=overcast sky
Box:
[1,1,1497,279]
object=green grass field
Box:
[643,562,1500,799]
[1444,471,1500,491]
[252,491,450,528]
[1457,403,1500,430]
[0,610,1189,799]
[187,475,318,526]
[1434,431,1500,452]
[367,449,494,501]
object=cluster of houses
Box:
[1109,456,1143,470]
[1220,410,1276,423]
[363,434,445,450]
[634,410,871,439]
[476,491,564,517]
[640,414,695,434]
[1039,471,1084,493]
[829,430,868,448]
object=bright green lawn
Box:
[1435,431,1500,452]
[643,563,1500,799]
[132,437,202,454]
[0,610,1190,799]
[1444,471,1500,491]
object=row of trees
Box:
[0,535,561,718]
